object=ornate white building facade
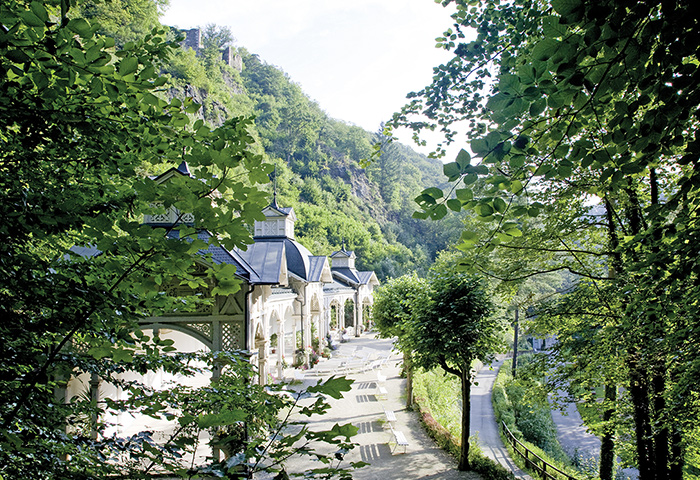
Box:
[136,164,379,384]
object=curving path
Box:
[284,333,482,479]
[470,359,532,479]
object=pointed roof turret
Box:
[176,161,191,176]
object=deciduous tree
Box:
[0,2,361,478]
[389,0,700,477]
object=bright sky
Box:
[161,0,460,154]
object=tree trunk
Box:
[670,429,684,480]
[599,383,616,480]
[458,368,471,471]
[652,371,668,480]
[628,354,655,480]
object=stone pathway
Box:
[284,333,482,479]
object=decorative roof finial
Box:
[341,238,346,252]
[271,165,278,208]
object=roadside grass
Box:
[413,366,514,480]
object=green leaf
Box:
[443,162,461,179]
[67,18,91,36]
[461,230,479,244]
[456,149,471,169]
[463,173,478,185]
[471,138,488,155]
[552,0,581,16]
[19,10,44,27]
[455,188,473,201]
[543,16,568,38]
[532,39,560,62]
[499,74,521,94]
[6,49,31,64]
[197,410,247,428]
[30,1,48,21]
[118,56,139,76]
[529,98,546,116]
[477,203,494,217]
[423,187,444,199]
[431,204,448,220]
[112,348,134,363]
[493,197,507,213]
[306,376,353,399]
[415,194,436,206]
[447,199,462,212]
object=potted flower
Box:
[270,333,278,354]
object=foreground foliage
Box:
[390,0,700,477]
[0,1,361,478]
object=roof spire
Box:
[177,161,190,176]
[271,165,278,207]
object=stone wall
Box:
[180,27,242,72]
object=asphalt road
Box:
[470,359,532,479]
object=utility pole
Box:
[512,307,519,379]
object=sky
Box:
[160,0,460,154]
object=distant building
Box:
[179,27,242,71]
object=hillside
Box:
[76,4,463,278]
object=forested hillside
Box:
[76,0,462,278]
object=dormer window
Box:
[254,204,297,239]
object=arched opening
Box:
[344,299,355,335]
[282,305,295,369]
[254,323,267,385]
[66,328,213,466]
[362,299,373,332]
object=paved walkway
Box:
[284,333,481,479]
[550,392,639,479]
[470,359,532,479]
[550,391,601,463]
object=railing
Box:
[501,421,579,480]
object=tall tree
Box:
[412,264,502,471]
[371,273,431,407]
[389,0,700,478]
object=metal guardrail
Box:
[501,421,579,480]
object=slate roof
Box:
[323,279,355,293]
[236,242,286,285]
[332,267,378,287]
[166,230,259,282]
[356,271,376,285]
[330,249,355,258]
[332,267,359,285]
[308,256,331,283]
[252,237,314,281]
